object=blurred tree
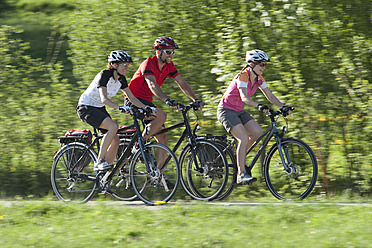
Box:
[0,0,371,197]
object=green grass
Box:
[0,200,371,247]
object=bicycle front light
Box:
[193,124,200,135]
[282,126,287,136]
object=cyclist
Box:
[125,36,203,145]
[77,50,153,171]
[217,49,292,185]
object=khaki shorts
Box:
[217,108,254,133]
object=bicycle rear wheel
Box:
[51,143,97,203]
[179,139,229,201]
[263,138,318,200]
[110,143,137,201]
[211,140,237,201]
[130,143,180,205]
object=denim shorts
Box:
[77,105,111,132]
[217,108,254,133]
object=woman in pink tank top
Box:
[217,50,293,185]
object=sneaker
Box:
[163,175,174,191]
[237,171,257,185]
[94,159,113,171]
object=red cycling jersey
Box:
[128,56,179,102]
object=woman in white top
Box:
[77,50,153,171]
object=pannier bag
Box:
[116,125,137,156]
[58,129,93,145]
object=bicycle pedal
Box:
[98,191,111,196]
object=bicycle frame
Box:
[151,105,204,172]
[229,110,292,174]
[99,114,154,185]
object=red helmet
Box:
[154,36,179,50]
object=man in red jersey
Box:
[126,37,203,146]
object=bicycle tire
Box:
[211,139,237,201]
[179,139,229,201]
[130,143,180,205]
[51,142,97,203]
[110,143,137,201]
[263,138,318,200]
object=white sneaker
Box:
[237,172,257,185]
[94,159,113,171]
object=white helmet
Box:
[245,50,270,63]
[108,50,133,63]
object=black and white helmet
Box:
[245,50,270,63]
[108,50,133,63]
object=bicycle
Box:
[51,107,180,205]
[210,107,318,200]
[150,102,229,201]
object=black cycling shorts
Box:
[77,105,111,133]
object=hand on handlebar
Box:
[165,98,179,109]
[193,99,204,111]
[280,105,294,116]
[257,104,269,113]
[145,105,156,116]
[119,106,131,113]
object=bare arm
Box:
[174,74,198,101]
[144,74,168,101]
[99,87,120,109]
[238,87,260,107]
[237,71,260,108]
[260,87,284,108]
[122,88,147,109]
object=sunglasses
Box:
[162,50,175,55]
[257,62,267,67]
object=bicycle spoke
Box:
[130,143,180,205]
[180,140,228,201]
[264,139,318,200]
[51,143,97,203]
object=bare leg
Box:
[243,119,263,154]
[97,117,119,163]
[143,108,167,142]
[230,123,250,176]
[230,119,263,176]
[105,135,120,164]
[142,108,168,169]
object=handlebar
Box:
[269,106,294,118]
[177,101,201,112]
[120,106,154,119]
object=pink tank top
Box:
[218,69,263,112]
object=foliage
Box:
[0,0,371,197]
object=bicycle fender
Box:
[53,142,93,160]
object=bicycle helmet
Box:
[154,36,179,50]
[245,50,270,63]
[108,50,133,63]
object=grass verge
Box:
[0,200,371,247]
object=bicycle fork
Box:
[275,136,296,177]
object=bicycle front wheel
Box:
[263,138,318,200]
[130,143,180,205]
[51,143,97,203]
[179,139,229,201]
